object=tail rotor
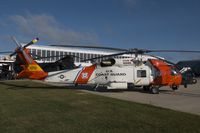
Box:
[10,36,39,57]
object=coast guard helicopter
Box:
[5,37,200,94]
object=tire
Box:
[192,79,197,84]
[150,87,159,94]
[172,86,178,90]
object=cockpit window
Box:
[171,67,179,75]
[171,70,177,75]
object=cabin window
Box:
[137,70,147,78]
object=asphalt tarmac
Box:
[82,80,200,115]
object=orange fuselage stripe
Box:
[75,65,96,84]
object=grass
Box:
[0,80,200,133]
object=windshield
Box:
[171,67,179,75]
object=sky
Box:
[0,0,200,62]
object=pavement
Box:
[82,81,200,115]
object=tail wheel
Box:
[150,87,159,94]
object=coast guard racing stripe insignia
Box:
[75,64,96,84]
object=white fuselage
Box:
[44,58,155,89]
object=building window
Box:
[97,54,101,62]
[31,49,36,59]
[60,51,64,58]
[51,51,55,61]
[73,53,76,62]
[80,53,83,59]
[137,70,147,78]
[83,53,86,60]
[91,54,94,59]
[37,50,41,56]
[87,54,90,59]
[37,50,41,61]
[56,51,59,60]
[42,50,46,61]
[76,53,80,62]
[86,54,90,63]
[47,50,50,61]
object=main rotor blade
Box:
[0,51,13,54]
[23,38,39,49]
[11,36,21,47]
[81,51,128,62]
[146,50,200,53]
[81,48,200,62]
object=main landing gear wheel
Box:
[172,86,178,91]
[150,87,160,94]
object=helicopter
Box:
[3,37,200,94]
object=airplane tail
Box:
[12,37,48,80]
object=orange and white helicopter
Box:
[7,37,200,94]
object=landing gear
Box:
[93,84,99,91]
[143,86,160,94]
[172,85,178,91]
[149,86,160,94]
